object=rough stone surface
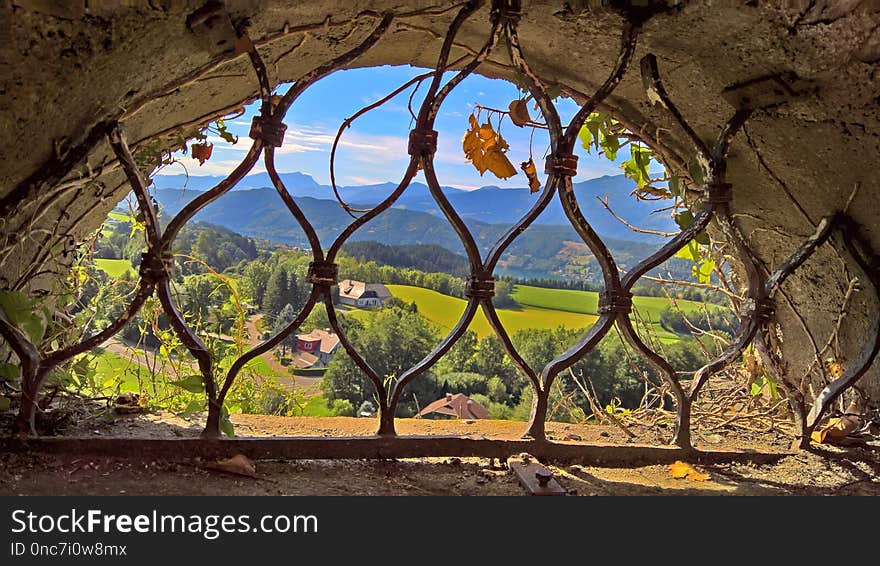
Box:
[1,1,878,403]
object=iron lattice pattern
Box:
[3,0,878,450]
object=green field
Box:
[371,284,706,343]
[93,258,133,279]
[511,284,714,342]
[511,284,711,318]
[377,285,599,339]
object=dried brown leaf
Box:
[207,454,256,478]
[191,142,213,165]
[508,98,532,127]
[811,401,861,444]
[825,356,846,379]
[521,158,541,193]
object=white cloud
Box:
[346,175,386,185]
[275,125,408,160]
[168,155,267,177]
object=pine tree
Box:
[263,265,289,318]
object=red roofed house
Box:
[337,279,391,308]
[295,329,341,365]
[416,393,489,420]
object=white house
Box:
[337,279,391,308]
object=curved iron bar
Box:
[164,14,394,252]
[265,148,325,262]
[385,155,488,410]
[389,298,481,411]
[161,140,265,249]
[218,287,321,404]
[8,123,165,436]
[325,2,485,265]
[480,300,539,386]
[689,216,837,400]
[638,53,711,160]
[589,55,747,446]
[321,293,393,433]
[561,21,641,152]
[44,126,162,365]
[371,2,503,431]
[482,5,563,274]
[804,218,880,437]
[167,17,396,435]
[516,17,640,439]
[616,314,691,448]
[329,68,439,218]
[275,14,394,117]
[419,0,486,123]
[216,144,330,407]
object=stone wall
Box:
[1,0,878,402]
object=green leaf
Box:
[694,229,711,245]
[766,375,779,400]
[215,119,238,144]
[674,210,694,229]
[693,259,715,284]
[0,363,21,382]
[750,378,764,397]
[169,374,205,394]
[0,291,45,343]
[668,175,681,196]
[0,397,10,411]
[688,158,705,186]
[600,131,619,161]
[578,125,593,150]
[545,85,562,100]
[220,405,234,438]
[675,240,702,262]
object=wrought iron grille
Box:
[2,0,878,453]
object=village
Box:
[279,279,489,421]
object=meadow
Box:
[93,258,134,278]
[375,285,599,339]
[360,284,703,344]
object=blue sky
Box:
[155,65,636,190]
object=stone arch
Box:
[1,0,878,434]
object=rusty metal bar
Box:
[3,0,876,458]
[0,437,789,467]
[805,219,880,436]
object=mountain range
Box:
[150,172,687,281]
[151,172,675,242]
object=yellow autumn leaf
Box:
[521,158,541,193]
[825,357,845,379]
[470,151,488,175]
[478,122,496,141]
[669,460,710,481]
[508,98,532,127]
[483,146,517,179]
[462,129,481,159]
